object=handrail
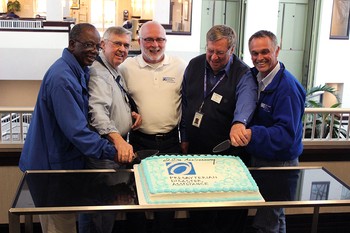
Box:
[303,108,350,149]
[1,107,349,150]
[0,19,74,32]
[0,20,42,29]
[0,107,34,150]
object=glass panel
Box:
[169,0,192,34]
[14,171,137,208]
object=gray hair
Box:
[206,25,237,49]
[248,30,278,48]
[102,26,131,41]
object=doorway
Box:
[277,0,317,86]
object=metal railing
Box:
[0,20,42,29]
[303,108,350,149]
[0,107,349,150]
[0,107,34,150]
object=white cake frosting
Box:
[134,155,264,204]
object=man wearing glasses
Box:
[19,23,123,233]
[180,25,257,233]
[119,20,186,233]
[87,26,141,174]
[119,21,186,155]
[79,26,142,233]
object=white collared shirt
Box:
[257,62,280,98]
[119,54,187,134]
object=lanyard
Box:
[96,56,128,96]
[198,68,226,112]
[95,56,138,113]
[204,68,226,98]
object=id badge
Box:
[211,92,222,104]
[192,112,204,128]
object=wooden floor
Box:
[2,213,350,233]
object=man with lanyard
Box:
[180,25,257,233]
[80,26,142,233]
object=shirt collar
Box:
[257,62,280,91]
[99,52,121,78]
[136,53,170,68]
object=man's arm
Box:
[51,82,117,161]
[180,66,189,154]
[88,73,134,163]
[230,71,257,146]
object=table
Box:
[9,167,350,233]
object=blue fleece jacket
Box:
[246,62,306,161]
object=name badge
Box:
[211,92,222,104]
[192,112,204,128]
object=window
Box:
[90,0,116,32]
[330,0,350,39]
[169,0,192,34]
[310,182,330,200]
[34,0,47,17]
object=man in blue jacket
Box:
[238,30,306,233]
[19,23,133,233]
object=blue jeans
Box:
[251,157,299,233]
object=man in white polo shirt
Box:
[119,20,186,155]
[118,20,186,233]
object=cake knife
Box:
[132,149,159,164]
[212,139,231,153]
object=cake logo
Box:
[166,162,196,175]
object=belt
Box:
[132,127,179,141]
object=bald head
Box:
[138,21,167,64]
[138,21,166,38]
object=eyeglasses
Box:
[75,40,101,51]
[206,47,231,57]
[107,40,131,50]
[141,37,167,44]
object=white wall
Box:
[0,31,67,80]
[46,0,63,21]
[314,1,350,108]
[153,0,170,24]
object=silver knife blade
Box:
[212,139,231,153]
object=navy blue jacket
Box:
[19,49,116,171]
[246,62,306,161]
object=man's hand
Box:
[230,123,250,147]
[108,132,134,164]
[131,111,141,130]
